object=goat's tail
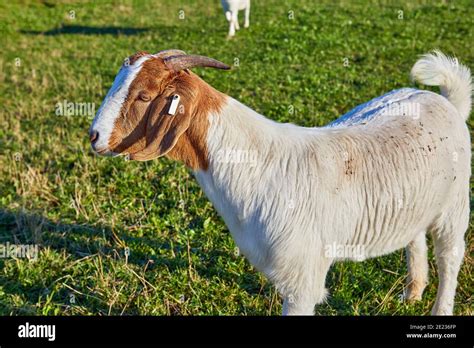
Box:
[411,50,472,120]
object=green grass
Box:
[0,0,472,315]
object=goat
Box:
[89,50,471,315]
[221,0,250,37]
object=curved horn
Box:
[163,54,231,72]
[154,49,187,59]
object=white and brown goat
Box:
[90,50,471,315]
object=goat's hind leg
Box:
[405,232,429,301]
[430,204,468,315]
[244,2,250,28]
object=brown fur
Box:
[108,53,226,170]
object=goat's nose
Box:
[89,130,99,144]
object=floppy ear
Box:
[129,89,193,161]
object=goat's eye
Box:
[138,93,151,102]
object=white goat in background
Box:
[221,0,250,37]
[89,50,471,315]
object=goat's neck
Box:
[193,96,287,234]
[194,96,302,205]
[206,96,283,162]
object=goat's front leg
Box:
[281,259,331,316]
[226,11,235,37]
[228,21,235,37]
[233,12,240,30]
[227,14,236,37]
[282,296,316,315]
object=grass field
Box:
[0,0,472,315]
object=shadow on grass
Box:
[0,209,264,314]
[20,24,149,36]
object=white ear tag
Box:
[168,94,181,115]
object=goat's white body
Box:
[221,0,250,37]
[91,48,470,315]
[195,53,471,315]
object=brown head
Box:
[89,50,230,170]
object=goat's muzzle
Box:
[89,130,99,144]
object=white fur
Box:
[221,0,250,37]
[90,56,150,153]
[411,50,472,120]
[194,52,471,315]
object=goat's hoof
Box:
[406,281,427,301]
[404,292,423,302]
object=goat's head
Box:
[89,49,230,167]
